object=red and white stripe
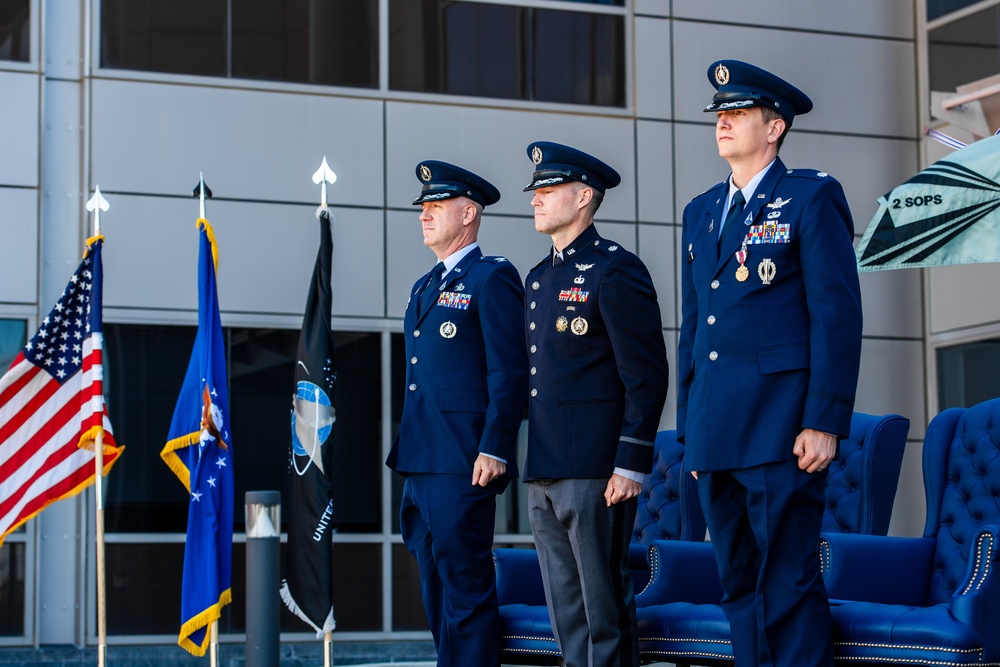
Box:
[0,332,119,545]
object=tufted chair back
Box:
[822,412,910,535]
[925,402,1000,605]
[633,430,706,544]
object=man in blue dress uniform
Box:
[677,60,863,667]
[522,141,669,667]
[386,160,528,667]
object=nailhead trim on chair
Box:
[638,544,659,596]
[820,538,831,574]
[961,532,992,594]
[832,642,989,666]
[501,646,561,656]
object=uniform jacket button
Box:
[530,388,538,397]
[707,315,716,325]
[414,329,421,337]
[709,351,719,361]
[409,383,417,391]
[711,280,720,289]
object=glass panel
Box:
[103,324,198,533]
[0,0,29,62]
[928,7,1000,92]
[0,319,27,373]
[231,0,378,88]
[106,542,183,634]
[330,542,382,631]
[928,0,988,21]
[391,543,428,631]
[532,8,625,106]
[101,0,228,76]
[937,339,1000,410]
[390,333,405,534]
[0,543,25,636]
[389,0,626,107]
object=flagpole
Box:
[313,159,337,667]
[210,621,219,667]
[95,429,107,667]
[86,187,110,667]
[312,156,337,216]
[193,174,222,667]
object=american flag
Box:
[0,237,122,546]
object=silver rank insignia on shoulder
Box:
[608,245,619,252]
[767,197,792,209]
[574,275,585,285]
[575,263,594,271]
[570,316,588,335]
[817,172,828,178]
[495,257,508,262]
[440,321,457,338]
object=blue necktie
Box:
[420,262,445,313]
[719,190,746,248]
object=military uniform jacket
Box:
[677,157,863,472]
[524,224,669,481]
[387,247,528,478]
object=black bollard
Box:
[245,491,281,667]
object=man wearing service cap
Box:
[677,61,862,666]
[522,141,669,667]
[386,161,528,667]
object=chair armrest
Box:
[822,532,935,605]
[494,548,547,606]
[635,540,722,606]
[950,526,1000,640]
[629,542,653,592]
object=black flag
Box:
[280,209,336,635]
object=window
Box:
[100,0,378,88]
[928,0,989,21]
[101,323,383,636]
[389,0,626,107]
[0,319,28,640]
[928,4,1000,92]
[0,0,29,62]
[937,338,1000,410]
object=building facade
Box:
[0,0,998,654]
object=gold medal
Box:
[570,316,588,336]
[556,316,568,332]
[735,245,749,282]
[440,321,457,338]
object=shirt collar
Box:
[726,158,776,212]
[439,242,479,275]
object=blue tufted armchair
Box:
[822,399,1000,665]
[636,412,909,666]
[494,429,704,664]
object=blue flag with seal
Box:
[160,218,234,656]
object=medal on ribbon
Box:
[735,245,749,282]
